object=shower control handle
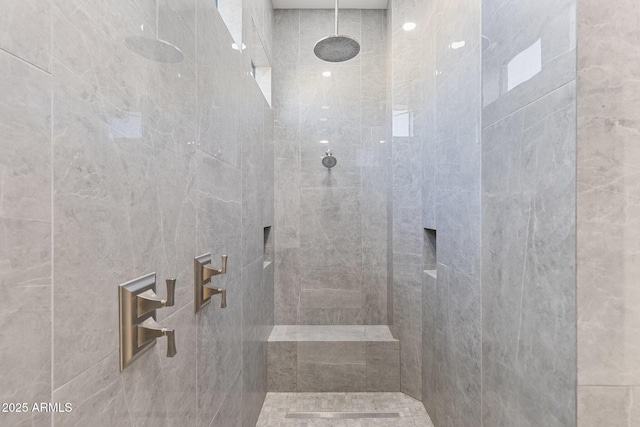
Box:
[136,278,176,316]
[203,255,227,281]
[194,253,229,313]
[165,279,175,306]
[165,329,177,357]
[204,286,227,309]
[137,317,177,358]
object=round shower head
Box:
[125,36,185,63]
[322,150,337,168]
[314,35,360,63]
[314,0,360,63]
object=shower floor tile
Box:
[256,392,434,426]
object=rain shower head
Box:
[314,0,360,62]
[314,35,360,63]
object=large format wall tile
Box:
[299,188,362,292]
[367,341,400,391]
[267,342,296,391]
[0,0,51,71]
[576,0,640,423]
[53,353,132,427]
[578,386,640,427]
[297,342,367,392]
[482,82,576,427]
[0,49,52,427]
[0,219,51,427]
[577,0,640,386]
[0,51,51,222]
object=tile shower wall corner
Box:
[390,0,483,416]
[1,0,274,426]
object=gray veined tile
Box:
[268,342,297,392]
[297,342,366,392]
[578,386,640,427]
[0,219,51,426]
[0,50,51,222]
[0,0,51,71]
[367,342,400,392]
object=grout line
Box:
[51,350,116,393]
[0,215,51,223]
[0,47,51,75]
[194,1,199,425]
[478,9,484,426]
[50,0,55,419]
[481,78,577,130]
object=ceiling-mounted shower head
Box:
[314,0,360,62]
[322,149,337,168]
[314,36,360,63]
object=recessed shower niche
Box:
[251,20,272,106]
[264,226,273,268]
[424,228,436,278]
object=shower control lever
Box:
[138,317,177,358]
[137,279,176,316]
[204,286,227,309]
[203,255,227,280]
[119,273,178,371]
[194,253,229,313]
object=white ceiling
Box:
[272,0,388,9]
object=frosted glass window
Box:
[251,20,272,106]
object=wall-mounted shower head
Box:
[322,149,337,168]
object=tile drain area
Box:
[257,392,434,426]
[286,412,400,419]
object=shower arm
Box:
[334,0,339,35]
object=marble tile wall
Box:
[0,13,52,425]
[576,0,640,425]
[482,82,576,427]
[388,0,483,418]
[0,0,274,426]
[482,0,577,425]
[389,0,577,425]
[273,9,388,325]
[388,0,426,402]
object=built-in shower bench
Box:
[267,325,399,392]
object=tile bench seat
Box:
[267,325,400,392]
